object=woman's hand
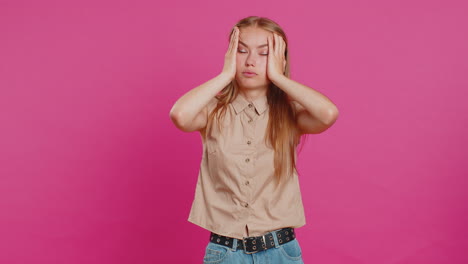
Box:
[267,33,287,82]
[221,26,239,81]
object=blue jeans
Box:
[203,229,304,264]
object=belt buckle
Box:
[242,235,265,254]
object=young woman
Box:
[170,16,339,264]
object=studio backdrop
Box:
[0,0,466,263]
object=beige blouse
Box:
[187,92,306,240]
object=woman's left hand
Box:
[267,33,287,82]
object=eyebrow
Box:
[238,40,268,49]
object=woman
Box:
[169,16,339,264]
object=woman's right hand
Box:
[221,26,239,81]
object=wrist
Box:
[219,72,234,82]
[270,74,285,85]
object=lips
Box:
[242,71,257,74]
[242,72,257,77]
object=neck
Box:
[238,88,267,102]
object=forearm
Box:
[170,72,232,126]
[271,75,339,124]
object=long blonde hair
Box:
[206,16,308,187]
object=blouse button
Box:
[244,203,249,207]
[245,158,250,163]
[245,180,250,185]
[248,103,253,108]
[247,140,251,145]
[248,119,253,123]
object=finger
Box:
[278,34,285,59]
[227,30,234,54]
[281,37,286,72]
[234,27,239,52]
[268,34,273,58]
[276,34,283,58]
[272,34,276,55]
[233,28,240,54]
[277,34,283,55]
[280,35,286,57]
[278,34,284,57]
[231,27,238,52]
[274,34,280,57]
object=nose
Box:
[245,53,259,67]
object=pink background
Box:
[1,0,467,263]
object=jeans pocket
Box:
[203,242,230,264]
[279,239,303,261]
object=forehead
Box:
[238,27,271,47]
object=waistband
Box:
[209,227,296,254]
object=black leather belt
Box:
[209,227,295,254]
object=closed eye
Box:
[238,50,268,55]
